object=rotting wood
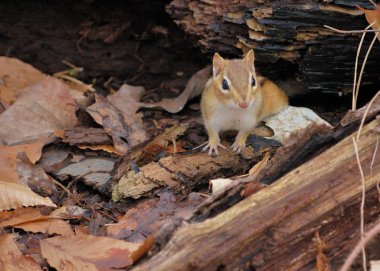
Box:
[166,0,380,94]
[64,127,112,146]
[132,119,380,271]
[112,147,260,200]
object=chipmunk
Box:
[201,50,288,155]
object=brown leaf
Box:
[248,152,271,177]
[0,207,43,227]
[0,181,56,211]
[106,84,148,146]
[107,191,205,242]
[0,77,77,145]
[0,207,74,236]
[0,57,46,104]
[16,152,57,196]
[40,235,151,271]
[15,218,74,236]
[140,66,211,113]
[77,144,121,155]
[357,5,380,40]
[0,140,46,184]
[87,85,149,149]
[0,234,42,271]
[90,94,130,154]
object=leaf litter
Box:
[0,54,334,271]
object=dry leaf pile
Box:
[0,57,275,270]
[0,54,332,270]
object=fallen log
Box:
[166,0,380,94]
[132,118,380,270]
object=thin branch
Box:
[356,90,380,141]
[352,23,374,110]
[354,32,379,109]
[324,25,380,34]
[352,137,368,271]
[369,0,378,7]
[340,221,380,271]
[372,136,380,202]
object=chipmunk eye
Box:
[251,76,256,87]
[222,79,229,90]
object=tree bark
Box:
[166,0,380,94]
[132,119,380,271]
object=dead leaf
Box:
[0,77,77,145]
[40,235,151,271]
[0,181,56,211]
[106,84,148,146]
[0,139,49,183]
[265,106,332,145]
[89,94,130,154]
[0,206,74,236]
[77,144,121,155]
[357,5,380,41]
[107,191,205,241]
[50,205,88,220]
[0,207,43,227]
[140,66,211,113]
[0,234,42,271]
[87,85,149,148]
[16,152,57,196]
[56,158,115,191]
[15,218,74,236]
[37,146,71,173]
[249,152,271,177]
[0,57,46,104]
[209,178,234,196]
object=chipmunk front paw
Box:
[202,140,227,156]
[231,141,245,153]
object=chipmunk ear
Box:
[212,53,224,77]
[243,50,255,69]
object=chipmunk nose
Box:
[239,102,248,109]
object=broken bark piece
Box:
[112,124,190,184]
[112,148,254,200]
[132,118,380,271]
[64,127,112,146]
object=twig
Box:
[354,32,379,109]
[369,0,378,7]
[172,138,177,153]
[352,23,375,110]
[352,137,368,271]
[340,221,380,271]
[356,90,380,141]
[372,136,380,202]
[192,141,208,150]
[324,25,380,34]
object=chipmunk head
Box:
[211,50,258,109]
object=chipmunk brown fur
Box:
[201,50,288,155]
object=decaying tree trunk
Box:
[132,119,380,271]
[167,0,380,94]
